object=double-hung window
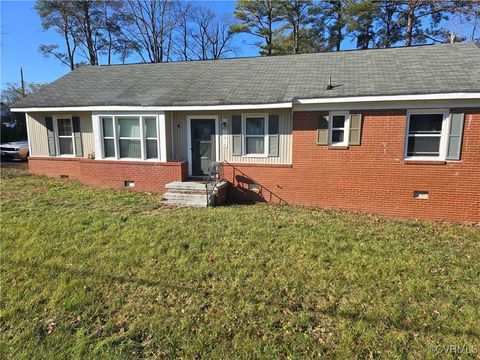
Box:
[405,110,449,160]
[329,112,350,146]
[144,117,158,159]
[99,115,160,160]
[244,115,267,156]
[56,117,75,155]
[102,117,115,158]
[118,117,141,159]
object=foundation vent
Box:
[413,191,429,200]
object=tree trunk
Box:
[267,9,273,55]
[335,10,342,51]
[405,2,415,47]
[82,2,97,65]
[64,25,75,70]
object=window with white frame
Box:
[56,117,74,155]
[144,117,158,159]
[102,117,115,158]
[99,115,160,160]
[405,111,448,159]
[329,112,349,146]
[244,115,267,155]
[118,117,141,158]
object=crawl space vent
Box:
[413,191,429,200]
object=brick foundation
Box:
[28,157,188,193]
[221,109,480,223]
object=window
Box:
[102,117,115,158]
[144,117,158,159]
[99,115,160,160]
[244,115,267,155]
[56,117,74,155]
[118,117,141,158]
[405,111,449,160]
[329,112,349,146]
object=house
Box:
[11,42,480,223]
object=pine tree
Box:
[232,0,284,56]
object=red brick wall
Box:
[28,158,187,193]
[221,109,480,223]
[29,157,82,180]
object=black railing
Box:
[203,161,222,207]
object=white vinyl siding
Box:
[170,108,292,164]
[26,112,94,157]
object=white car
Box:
[0,140,29,161]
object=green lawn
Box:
[1,167,479,359]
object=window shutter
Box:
[446,113,464,161]
[317,113,329,145]
[72,116,83,157]
[232,115,242,156]
[349,114,362,146]
[268,114,279,157]
[45,116,56,156]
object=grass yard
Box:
[1,167,479,359]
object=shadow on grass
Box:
[7,258,479,340]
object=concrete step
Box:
[162,191,210,207]
[162,199,208,208]
[165,181,208,191]
[165,181,229,192]
[162,181,229,207]
[162,191,208,201]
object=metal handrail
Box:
[203,161,221,207]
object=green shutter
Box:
[268,114,279,157]
[232,115,242,156]
[45,116,56,156]
[317,113,329,145]
[446,113,464,161]
[72,116,83,157]
[349,114,362,146]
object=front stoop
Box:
[162,181,229,207]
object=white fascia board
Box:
[295,92,480,105]
[10,102,293,113]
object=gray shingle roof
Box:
[12,42,480,108]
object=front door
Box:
[190,119,216,176]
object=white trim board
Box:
[11,103,293,113]
[11,93,479,113]
[295,93,480,104]
[294,99,480,111]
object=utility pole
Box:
[20,67,25,97]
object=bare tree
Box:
[172,1,194,61]
[123,0,176,63]
[207,15,237,59]
[190,7,215,60]
[172,4,237,61]
[36,0,78,70]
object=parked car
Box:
[0,140,29,161]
